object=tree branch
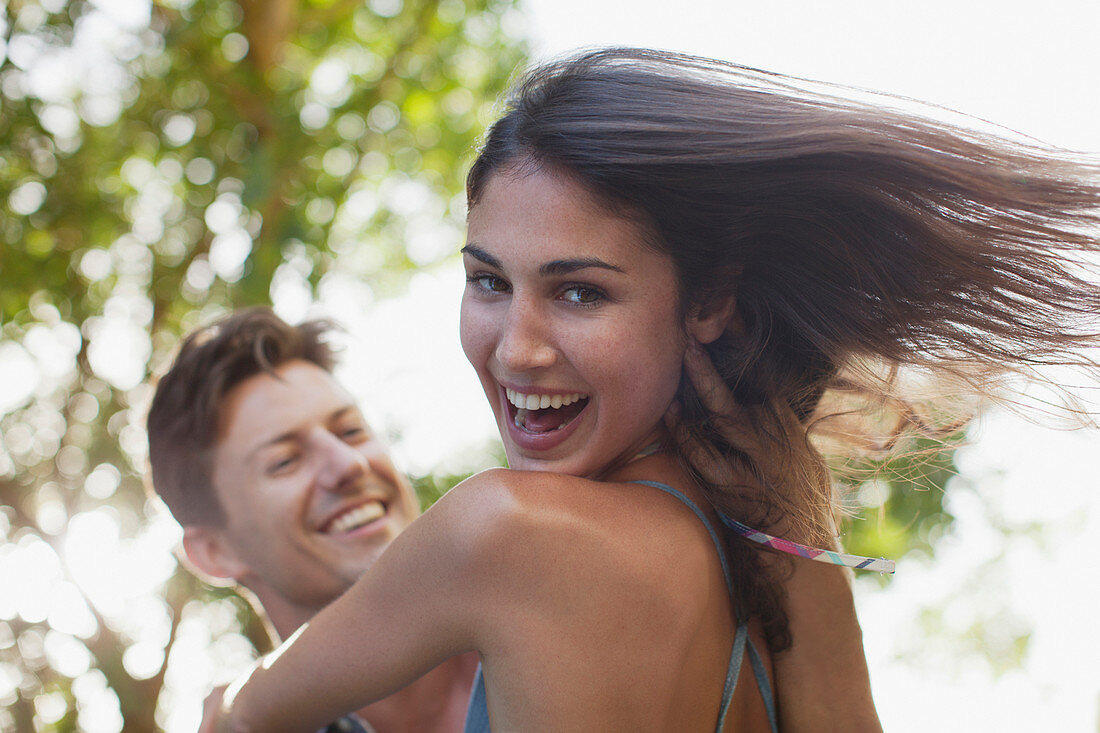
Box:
[239,0,299,74]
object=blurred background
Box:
[1,0,1097,731]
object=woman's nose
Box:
[495,298,557,372]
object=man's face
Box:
[206,360,420,614]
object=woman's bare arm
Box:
[216,476,513,733]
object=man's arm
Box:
[771,559,882,732]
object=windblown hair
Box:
[146,307,338,526]
[468,48,1100,649]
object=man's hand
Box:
[196,685,227,733]
[196,658,265,733]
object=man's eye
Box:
[561,285,605,306]
[466,273,510,293]
[267,456,298,475]
[340,426,368,442]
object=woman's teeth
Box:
[505,388,588,410]
[505,388,590,431]
[327,501,385,534]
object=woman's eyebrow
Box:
[461,245,625,276]
[539,257,625,276]
[460,244,501,268]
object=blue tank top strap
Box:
[747,637,779,732]
[715,621,749,732]
[463,663,490,733]
[630,480,734,594]
[631,480,778,733]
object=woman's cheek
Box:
[459,298,491,366]
[635,335,686,413]
[607,336,682,409]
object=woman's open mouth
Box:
[505,387,590,434]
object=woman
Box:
[215,49,1100,731]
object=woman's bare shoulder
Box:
[435,468,720,606]
[409,468,727,688]
[411,468,592,566]
[423,467,591,540]
[427,468,605,554]
[437,467,612,530]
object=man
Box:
[147,307,477,732]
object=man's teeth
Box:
[328,501,385,534]
[505,388,588,411]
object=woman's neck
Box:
[590,427,670,482]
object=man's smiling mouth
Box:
[321,500,386,534]
[505,387,590,433]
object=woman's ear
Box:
[687,294,739,345]
[182,525,250,586]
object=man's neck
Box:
[260,594,316,642]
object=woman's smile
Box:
[459,167,690,478]
[504,386,590,431]
[499,383,592,451]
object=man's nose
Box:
[314,431,369,493]
[495,297,557,372]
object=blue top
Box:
[463,479,778,732]
[321,714,372,732]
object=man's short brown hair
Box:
[147,307,338,526]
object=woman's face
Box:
[460,168,688,478]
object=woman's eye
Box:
[467,273,510,294]
[561,285,605,306]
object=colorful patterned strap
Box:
[719,515,896,574]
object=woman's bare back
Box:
[464,458,775,731]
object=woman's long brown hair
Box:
[467,48,1100,649]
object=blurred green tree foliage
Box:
[0,0,524,729]
[839,433,962,573]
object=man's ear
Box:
[182,525,250,586]
[686,294,739,345]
